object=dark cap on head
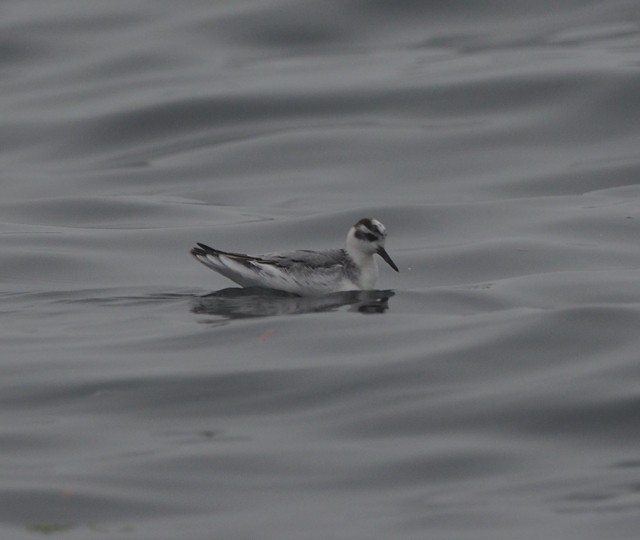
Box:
[355,218,375,229]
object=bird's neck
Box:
[346,247,378,289]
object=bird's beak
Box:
[377,246,399,272]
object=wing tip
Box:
[191,243,220,257]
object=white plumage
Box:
[191,218,398,296]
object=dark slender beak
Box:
[377,246,399,272]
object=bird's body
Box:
[191,218,398,296]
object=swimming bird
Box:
[190,218,399,296]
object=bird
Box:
[190,218,399,296]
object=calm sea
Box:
[2,1,640,538]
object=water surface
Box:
[2,1,640,538]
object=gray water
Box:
[2,1,640,538]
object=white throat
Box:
[345,229,380,289]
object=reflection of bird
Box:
[191,288,395,319]
[190,218,399,296]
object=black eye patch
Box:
[355,229,379,242]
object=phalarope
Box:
[191,218,399,296]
